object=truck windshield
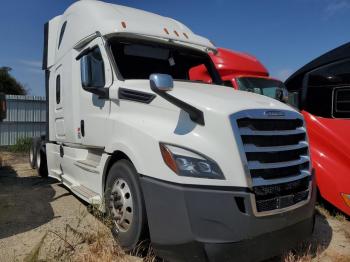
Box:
[237,77,286,99]
[108,37,222,85]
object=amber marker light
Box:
[121,21,127,28]
[174,30,179,37]
[183,32,189,39]
[341,193,350,207]
[164,28,169,35]
[160,144,178,174]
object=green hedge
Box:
[9,137,32,153]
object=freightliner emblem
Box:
[264,110,285,117]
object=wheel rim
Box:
[29,147,34,164]
[109,178,133,233]
[36,150,41,169]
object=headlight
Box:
[159,143,225,179]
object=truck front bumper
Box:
[140,176,316,262]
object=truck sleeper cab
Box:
[37,1,316,261]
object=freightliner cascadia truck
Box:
[31,0,316,261]
[196,46,350,217]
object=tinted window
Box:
[109,37,222,85]
[58,22,67,49]
[304,59,350,118]
[237,77,285,98]
[223,81,234,88]
[56,75,61,104]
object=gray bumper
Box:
[140,177,316,262]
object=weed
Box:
[8,137,32,153]
[23,233,47,262]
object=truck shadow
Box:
[0,165,57,239]
[268,211,333,261]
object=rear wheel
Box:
[105,160,147,251]
[36,144,48,177]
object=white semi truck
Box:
[31,0,316,261]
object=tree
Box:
[0,67,27,95]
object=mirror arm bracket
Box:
[83,86,109,99]
[151,87,205,126]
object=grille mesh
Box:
[254,178,310,212]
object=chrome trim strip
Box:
[244,141,308,153]
[251,170,311,186]
[239,127,306,136]
[248,156,310,170]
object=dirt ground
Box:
[0,152,349,262]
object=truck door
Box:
[77,38,112,147]
[54,65,65,141]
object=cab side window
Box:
[80,47,105,88]
[56,75,61,104]
[58,22,67,49]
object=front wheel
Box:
[105,160,147,251]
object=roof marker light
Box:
[164,28,169,35]
[174,30,179,37]
[183,32,189,39]
[121,21,127,28]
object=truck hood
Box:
[163,81,295,115]
[124,80,297,115]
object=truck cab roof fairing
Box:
[285,42,350,91]
[52,0,215,65]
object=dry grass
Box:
[22,205,141,262]
[316,203,347,222]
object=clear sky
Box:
[1,0,349,96]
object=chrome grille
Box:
[230,109,312,215]
[236,115,310,184]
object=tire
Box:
[36,143,48,177]
[105,160,147,251]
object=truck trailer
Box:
[31,0,316,261]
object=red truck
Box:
[191,46,350,216]
[285,43,350,216]
[189,48,288,103]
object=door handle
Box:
[80,120,85,137]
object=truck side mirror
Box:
[150,74,174,92]
[275,87,289,104]
[80,49,109,99]
[0,93,6,122]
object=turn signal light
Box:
[341,193,350,207]
[160,144,178,174]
